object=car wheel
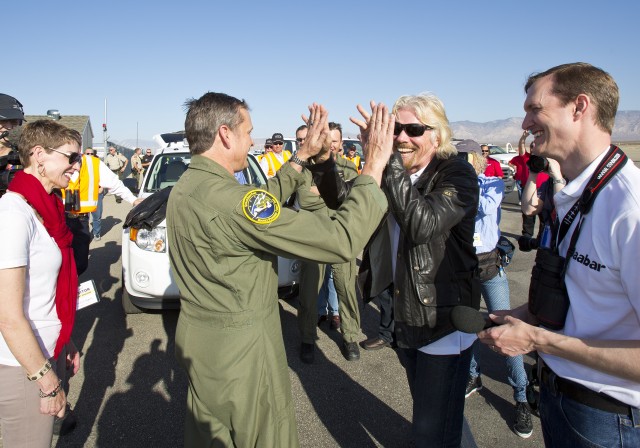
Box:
[121,271,143,314]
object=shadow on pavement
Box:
[280,301,412,447]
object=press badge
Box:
[77,280,100,310]
[473,232,482,247]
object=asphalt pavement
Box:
[15,144,640,448]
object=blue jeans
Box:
[539,380,640,447]
[317,265,339,316]
[470,270,529,402]
[91,191,104,237]
[402,346,472,448]
[515,179,523,201]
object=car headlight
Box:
[130,227,167,253]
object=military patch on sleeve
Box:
[241,189,281,224]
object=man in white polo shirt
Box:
[479,62,640,447]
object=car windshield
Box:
[488,145,508,155]
[143,153,266,192]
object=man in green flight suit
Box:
[167,92,395,447]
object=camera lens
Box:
[527,155,549,173]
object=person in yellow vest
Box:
[257,138,273,163]
[259,132,291,178]
[64,150,143,274]
[345,143,363,174]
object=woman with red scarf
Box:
[0,120,81,447]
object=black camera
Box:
[518,235,539,252]
[528,248,570,330]
[0,150,22,198]
[527,154,549,173]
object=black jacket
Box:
[310,153,480,348]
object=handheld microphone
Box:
[0,131,9,140]
[450,306,498,334]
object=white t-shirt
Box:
[540,148,640,407]
[0,192,62,365]
[389,166,476,355]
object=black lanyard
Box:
[553,145,627,252]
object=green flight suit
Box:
[332,157,361,343]
[167,155,387,447]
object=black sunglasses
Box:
[394,122,434,137]
[48,147,83,166]
[265,145,273,149]
[273,140,284,145]
[296,138,305,143]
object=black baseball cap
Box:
[271,133,284,143]
[0,94,25,121]
[265,138,273,146]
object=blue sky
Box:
[8,0,640,145]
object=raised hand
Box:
[298,103,330,161]
[361,102,395,185]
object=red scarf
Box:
[9,171,78,358]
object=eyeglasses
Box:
[85,152,94,155]
[393,122,434,137]
[48,147,83,166]
[482,150,490,154]
[273,141,283,145]
[296,138,306,143]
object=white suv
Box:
[121,133,301,313]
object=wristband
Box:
[27,360,52,382]
[39,380,63,398]
[552,177,567,185]
[290,153,309,167]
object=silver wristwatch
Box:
[290,153,309,167]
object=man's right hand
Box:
[358,102,395,186]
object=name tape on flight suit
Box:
[241,189,281,225]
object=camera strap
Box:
[554,145,627,256]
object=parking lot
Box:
[7,144,639,448]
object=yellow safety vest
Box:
[345,155,362,174]
[264,151,291,177]
[62,155,101,214]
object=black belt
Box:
[540,364,634,416]
[66,212,89,219]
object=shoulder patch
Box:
[241,189,281,224]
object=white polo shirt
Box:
[540,147,640,407]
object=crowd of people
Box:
[1,61,639,448]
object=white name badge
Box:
[473,232,483,247]
[77,280,100,310]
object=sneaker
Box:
[465,375,482,398]
[513,401,533,439]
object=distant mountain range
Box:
[111,111,640,150]
[449,110,640,145]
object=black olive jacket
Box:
[310,152,480,348]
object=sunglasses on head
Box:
[394,122,434,137]
[48,147,83,166]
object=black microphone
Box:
[0,131,9,140]
[450,306,498,334]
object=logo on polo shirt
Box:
[571,251,606,272]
